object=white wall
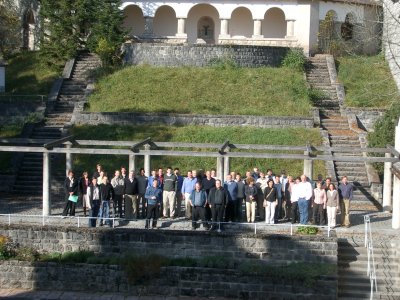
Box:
[123,5,145,35]
[230,7,253,38]
[154,5,177,36]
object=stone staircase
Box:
[306,55,379,211]
[338,236,400,299]
[12,52,101,195]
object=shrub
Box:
[59,250,95,264]
[15,247,40,262]
[282,49,306,71]
[0,236,17,260]
[123,254,170,284]
[296,226,319,235]
[209,57,238,70]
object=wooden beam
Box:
[44,135,74,150]
[387,145,400,158]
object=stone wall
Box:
[0,262,337,299]
[71,111,315,128]
[123,43,290,67]
[342,107,386,132]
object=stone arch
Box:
[23,9,35,50]
[123,5,145,36]
[154,5,177,36]
[230,7,253,38]
[187,4,220,44]
[262,8,286,38]
[341,12,355,41]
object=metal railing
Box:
[0,213,333,236]
[364,215,378,300]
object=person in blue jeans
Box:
[87,177,100,227]
[98,176,114,227]
[145,179,162,229]
[297,175,313,224]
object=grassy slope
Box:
[87,65,313,116]
[71,125,325,178]
[337,55,399,108]
[5,51,60,95]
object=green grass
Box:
[5,51,60,95]
[337,55,399,107]
[70,125,325,178]
[87,65,313,116]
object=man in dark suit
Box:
[62,170,78,216]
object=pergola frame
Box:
[0,136,399,228]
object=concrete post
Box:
[392,119,400,229]
[303,151,313,180]
[253,19,262,37]
[43,151,51,216]
[217,156,224,181]
[129,154,136,173]
[144,144,151,177]
[220,19,229,37]
[65,142,72,176]
[223,149,230,181]
[383,152,392,212]
[176,18,186,37]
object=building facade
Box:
[120,0,382,55]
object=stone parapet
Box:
[342,107,386,132]
[72,112,314,128]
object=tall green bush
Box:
[282,49,306,72]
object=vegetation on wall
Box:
[0,0,21,59]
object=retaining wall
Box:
[123,43,290,67]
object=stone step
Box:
[330,136,360,141]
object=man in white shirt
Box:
[297,174,313,224]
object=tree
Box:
[39,0,126,68]
[0,0,22,59]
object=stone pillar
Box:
[303,151,313,180]
[392,119,400,229]
[65,142,72,176]
[223,150,230,181]
[253,19,262,37]
[43,151,51,216]
[129,154,137,173]
[383,152,392,212]
[219,19,230,38]
[144,16,154,36]
[176,18,187,37]
[217,156,224,181]
[144,144,151,177]
[285,19,295,38]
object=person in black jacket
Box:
[62,170,78,217]
[87,177,100,227]
[124,170,138,220]
[136,168,148,219]
[99,176,114,227]
[208,179,228,231]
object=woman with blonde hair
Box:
[244,177,258,223]
[326,183,339,228]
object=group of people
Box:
[61,165,353,229]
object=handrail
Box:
[0,213,333,236]
[364,215,378,300]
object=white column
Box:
[65,142,72,176]
[219,19,230,38]
[129,154,136,173]
[392,119,400,229]
[144,144,151,178]
[383,152,392,212]
[144,16,154,36]
[223,149,230,181]
[217,157,224,181]
[43,151,51,216]
[303,151,313,180]
[176,18,187,37]
[252,19,262,37]
[285,19,295,38]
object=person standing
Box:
[136,168,148,219]
[181,171,197,220]
[111,170,125,218]
[124,170,138,220]
[244,177,258,223]
[273,175,283,223]
[264,179,277,224]
[283,175,294,221]
[338,176,353,227]
[99,176,114,227]
[297,174,313,225]
[313,182,327,225]
[235,173,245,222]
[92,164,102,180]
[174,168,184,218]
[87,177,100,227]
[145,180,162,229]
[62,170,78,217]
[208,179,228,230]
[224,174,238,222]
[78,171,90,217]
[162,167,178,219]
[202,170,216,222]
[326,183,340,228]
[189,182,208,230]
[290,177,300,224]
